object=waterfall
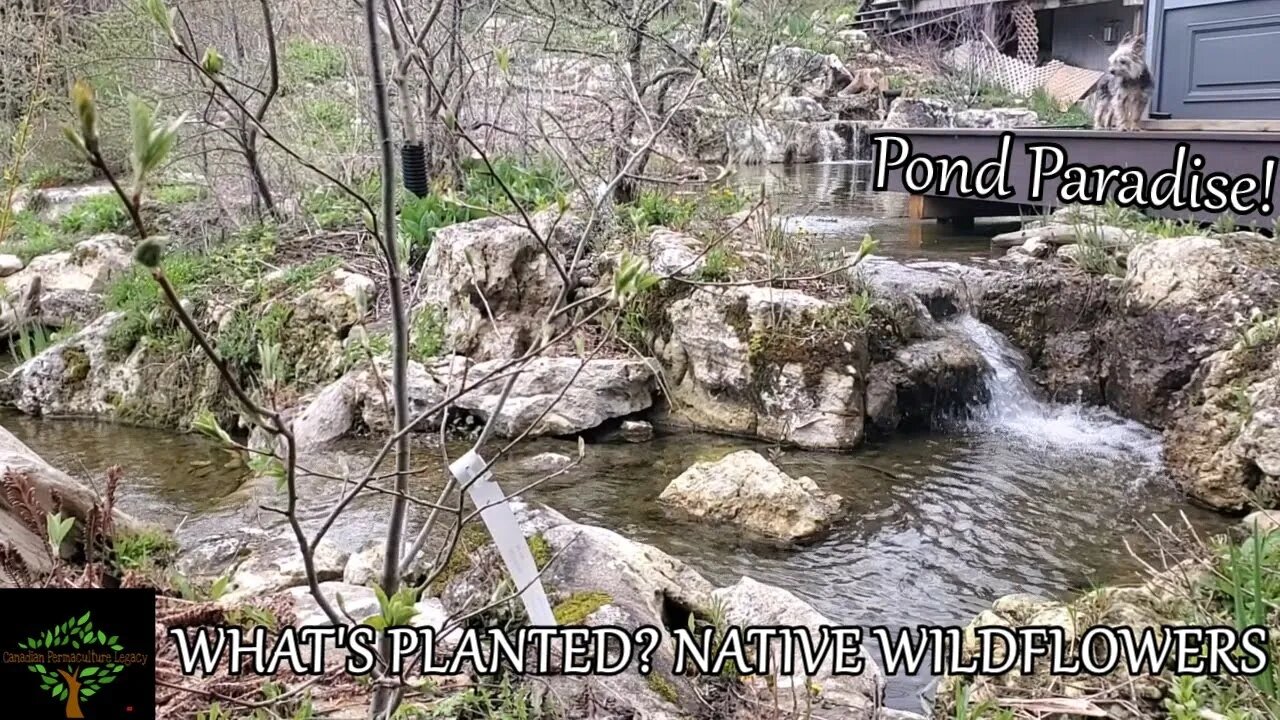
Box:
[949,315,1163,464]
[818,126,845,163]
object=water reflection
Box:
[732,162,1021,262]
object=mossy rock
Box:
[552,590,613,624]
[63,345,91,384]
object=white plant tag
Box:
[449,449,556,626]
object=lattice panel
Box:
[1013,1,1038,66]
[947,40,1104,112]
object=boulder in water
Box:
[659,450,844,541]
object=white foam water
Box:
[950,315,1164,466]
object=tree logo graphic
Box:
[19,611,126,719]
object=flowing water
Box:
[0,317,1231,710]
[0,164,1235,711]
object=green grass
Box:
[103,237,275,357]
[625,189,696,232]
[1027,88,1089,126]
[58,194,129,235]
[696,247,738,282]
[151,184,205,205]
[2,212,76,262]
[1169,528,1280,719]
[409,305,445,361]
[23,161,93,189]
[111,528,178,572]
[301,98,352,134]
[283,39,347,87]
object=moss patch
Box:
[645,672,679,704]
[427,523,493,595]
[527,533,552,570]
[552,591,613,624]
[63,345,90,384]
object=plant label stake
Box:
[449,449,556,626]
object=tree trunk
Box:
[57,670,83,719]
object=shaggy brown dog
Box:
[1090,34,1153,130]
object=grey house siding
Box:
[1148,0,1280,118]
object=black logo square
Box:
[0,588,156,720]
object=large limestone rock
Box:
[1165,336,1280,510]
[420,210,585,360]
[0,313,143,419]
[953,108,1039,128]
[882,97,956,129]
[978,228,1280,506]
[661,285,869,448]
[883,100,1040,131]
[289,355,472,450]
[936,571,1201,720]
[219,528,350,604]
[0,254,23,276]
[272,268,377,388]
[659,272,984,448]
[723,118,862,164]
[644,227,705,278]
[865,334,988,434]
[435,502,885,720]
[762,46,836,96]
[455,357,657,437]
[288,354,654,448]
[1108,234,1280,427]
[714,577,886,718]
[659,450,843,542]
[0,234,132,334]
[0,264,378,429]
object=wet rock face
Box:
[661,284,870,449]
[657,259,991,449]
[659,450,844,542]
[975,262,1115,405]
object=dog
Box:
[825,59,890,118]
[1090,34,1153,131]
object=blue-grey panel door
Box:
[1150,0,1280,119]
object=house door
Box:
[1149,0,1280,119]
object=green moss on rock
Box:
[527,533,552,570]
[552,591,612,624]
[427,523,493,595]
[645,672,679,704]
[63,345,90,383]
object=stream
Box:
[0,162,1234,712]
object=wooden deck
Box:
[867,127,1280,225]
